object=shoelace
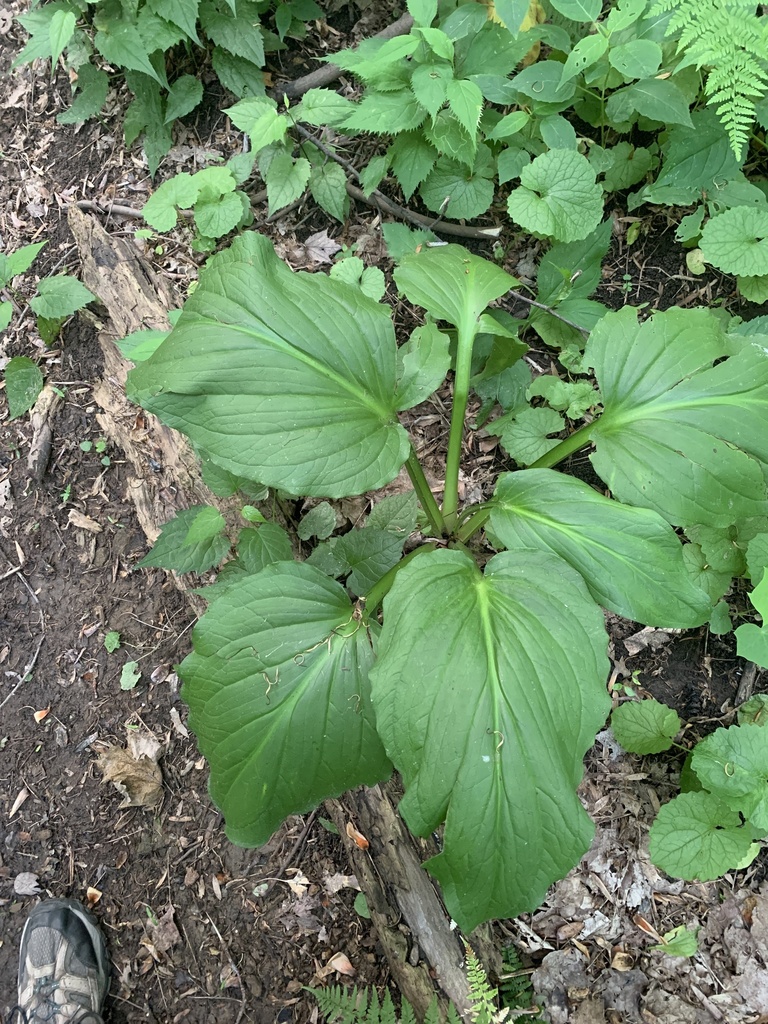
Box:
[3,997,104,1024]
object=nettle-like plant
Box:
[13,0,321,174]
[126,233,768,929]
[139,0,768,299]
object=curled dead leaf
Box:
[345,822,369,849]
[33,708,50,723]
[95,726,163,808]
[14,872,41,896]
[328,951,356,977]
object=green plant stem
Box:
[442,310,477,532]
[364,543,438,617]
[457,507,491,544]
[529,422,594,470]
[405,448,445,536]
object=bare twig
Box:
[76,200,150,219]
[508,289,592,335]
[205,914,248,1024]
[278,13,415,99]
[1,635,45,710]
[347,183,502,240]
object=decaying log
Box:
[69,206,492,1018]
[326,783,475,1019]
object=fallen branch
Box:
[295,123,503,240]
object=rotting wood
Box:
[69,206,492,1018]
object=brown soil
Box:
[2,3,768,1023]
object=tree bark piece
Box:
[69,207,488,1015]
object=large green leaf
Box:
[490,470,711,627]
[394,244,516,329]
[180,562,391,846]
[369,548,610,930]
[127,234,411,499]
[585,306,768,527]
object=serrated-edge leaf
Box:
[136,505,230,573]
[611,699,681,754]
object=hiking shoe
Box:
[11,898,109,1024]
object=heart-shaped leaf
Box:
[370,548,610,930]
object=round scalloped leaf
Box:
[127,234,411,499]
[737,275,768,303]
[370,547,610,930]
[507,149,603,243]
[611,699,681,754]
[691,723,768,830]
[700,207,768,277]
[649,791,757,880]
[180,561,391,846]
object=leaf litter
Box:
[94,724,164,808]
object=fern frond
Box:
[650,0,768,154]
[308,985,370,1024]
[464,944,499,1024]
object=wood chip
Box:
[68,510,103,533]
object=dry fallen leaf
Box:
[323,872,360,895]
[142,904,181,959]
[169,706,189,738]
[33,708,50,723]
[95,726,163,808]
[303,229,342,265]
[86,886,102,906]
[9,786,30,819]
[328,951,356,977]
[14,872,41,896]
[286,869,310,896]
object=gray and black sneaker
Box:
[8,899,109,1024]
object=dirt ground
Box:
[2,3,768,1023]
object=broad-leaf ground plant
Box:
[612,694,768,885]
[126,233,768,931]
